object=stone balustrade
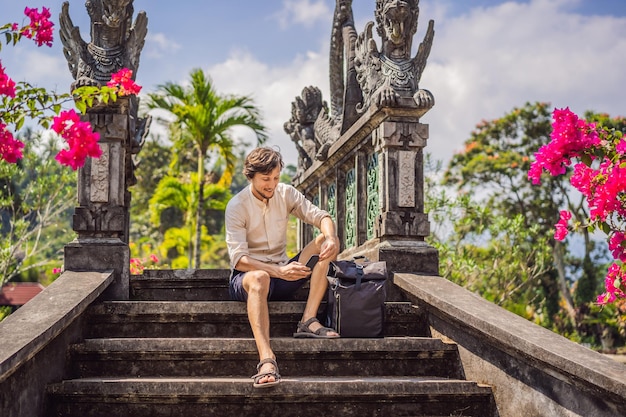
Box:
[292,98,438,275]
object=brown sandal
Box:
[293,317,340,339]
[251,358,281,388]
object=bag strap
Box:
[355,263,363,290]
[352,255,370,263]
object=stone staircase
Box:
[45,270,498,417]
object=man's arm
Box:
[318,216,340,261]
[234,255,312,281]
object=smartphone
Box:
[305,255,320,270]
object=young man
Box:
[225,147,340,388]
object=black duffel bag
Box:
[325,258,388,338]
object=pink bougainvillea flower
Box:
[21,6,54,47]
[584,158,626,222]
[569,163,597,200]
[0,62,16,97]
[528,108,600,185]
[597,263,626,305]
[129,258,145,275]
[107,68,142,96]
[0,123,25,163]
[52,110,101,170]
[616,139,626,155]
[609,231,626,262]
[553,210,571,241]
[149,254,159,263]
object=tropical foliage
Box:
[145,69,267,268]
[427,102,626,349]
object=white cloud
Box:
[420,0,626,162]
[145,0,626,168]
[187,0,626,167]
[274,0,332,29]
[144,32,181,59]
[9,49,72,92]
[207,47,329,165]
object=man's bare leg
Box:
[243,270,277,384]
[299,235,339,336]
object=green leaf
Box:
[601,222,611,235]
[75,101,87,114]
[580,153,593,167]
[15,116,24,131]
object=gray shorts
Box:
[228,254,307,302]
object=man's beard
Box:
[253,185,274,201]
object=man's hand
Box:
[278,262,312,281]
[319,235,340,261]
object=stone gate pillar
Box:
[286,0,438,275]
[60,1,149,300]
[372,116,438,274]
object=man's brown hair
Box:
[243,147,284,179]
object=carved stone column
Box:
[372,118,438,274]
[288,0,438,275]
[60,1,149,300]
[64,98,136,300]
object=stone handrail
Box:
[0,270,113,416]
[395,273,626,417]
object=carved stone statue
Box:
[58,0,150,243]
[355,0,435,111]
[59,0,148,90]
[285,1,359,164]
[284,86,328,177]
[287,0,435,172]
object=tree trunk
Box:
[553,240,577,323]
[194,148,205,269]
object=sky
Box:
[2,0,626,167]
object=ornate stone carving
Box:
[366,152,380,239]
[59,0,148,90]
[284,86,329,177]
[90,142,110,203]
[354,0,435,112]
[285,1,362,172]
[327,182,337,221]
[398,150,415,207]
[345,168,357,247]
[59,1,150,242]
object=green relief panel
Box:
[345,168,356,248]
[327,183,337,221]
[367,152,379,240]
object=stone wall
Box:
[395,273,626,417]
[0,271,113,417]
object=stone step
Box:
[131,269,407,302]
[85,300,429,338]
[131,269,233,301]
[47,377,496,417]
[69,337,463,379]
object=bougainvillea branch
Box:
[529,107,626,305]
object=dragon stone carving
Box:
[286,0,434,169]
[355,0,434,111]
[285,0,360,163]
[59,0,148,90]
[284,86,329,177]
[59,0,150,240]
